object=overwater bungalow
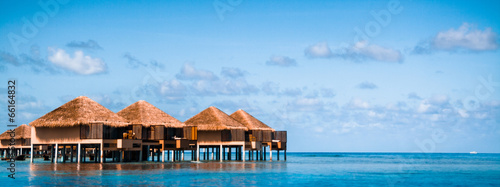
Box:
[117,100,197,162]
[29,96,139,163]
[18,96,286,164]
[184,106,248,161]
[230,109,287,160]
[0,124,31,159]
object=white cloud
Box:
[266,55,297,67]
[434,23,498,51]
[221,67,246,78]
[346,98,371,109]
[289,98,324,112]
[346,41,403,62]
[304,42,333,58]
[176,63,218,80]
[458,109,469,118]
[160,79,187,101]
[306,41,403,62]
[417,95,450,114]
[48,48,106,75]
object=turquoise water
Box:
[2,153,500,186]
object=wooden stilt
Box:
[277,150,280,161]
[264,146,266,161]
[242,145,245,162]
[269,146,272,161]
[54,143,58,163]
[63,146,66,163]
[223,147,226,160]
[196,144,200,161]
[71,145,74,162]
[30,143,34,163]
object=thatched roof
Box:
[117,100,184,128]
[30,96,129,128]
[184,106,248,131]
[230,109,275,131]
[0,124,31,140]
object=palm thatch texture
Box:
[230,109,275,131]
[184,106,248,131]
[0,124,31,140]
[30,96,129,128]
[117,100,184,128]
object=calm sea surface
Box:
[2,153,500,186]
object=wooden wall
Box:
[80,123,103,139]
[273,131,287,142]
[245,130,272,142]
[261,130,272,142]
[33,126,81,144]
[132,125,142,139]
[222,129,245,141]
[165,127,183,140]
[183,126,197,140]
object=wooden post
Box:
[269,145,272,161]
[71,145,74,162]
[100,143,104,163]
[196,144,200,161]
[30,143,34,163]
[120,151,124,162]
[264,146,266,161]
[54,143,58,163]
[284,150,287,161]
[260,149,263,160]
[219,145,223,162]
[157,148,160,162]
[62,146,66,163]
[223,147,226,160]
[277,150,280,161]
[139,146,143,162]
[83,147,86,162]
[162,149,165,162]
[211,147,214,160]
[147,145,150,161]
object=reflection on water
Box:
[29,161,287,176]
[29,161,286,172]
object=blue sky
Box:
[1,0,499,152]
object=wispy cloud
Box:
[357,81,378,89]
[305,41,403,62]
[266,55,297,67]
[346,98,371,109]
[48,47,107,75]
[0,46,60,74]
[160,79,187,101]
[221,67,246,78]
[413,23,498,54]
[123,53,165,70]
[337,41,403,62]
[434,23,498,51]
[66,40,103,50]
[176,63,218,80]
[304,42,333,58]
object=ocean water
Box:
[2,153,500,186]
